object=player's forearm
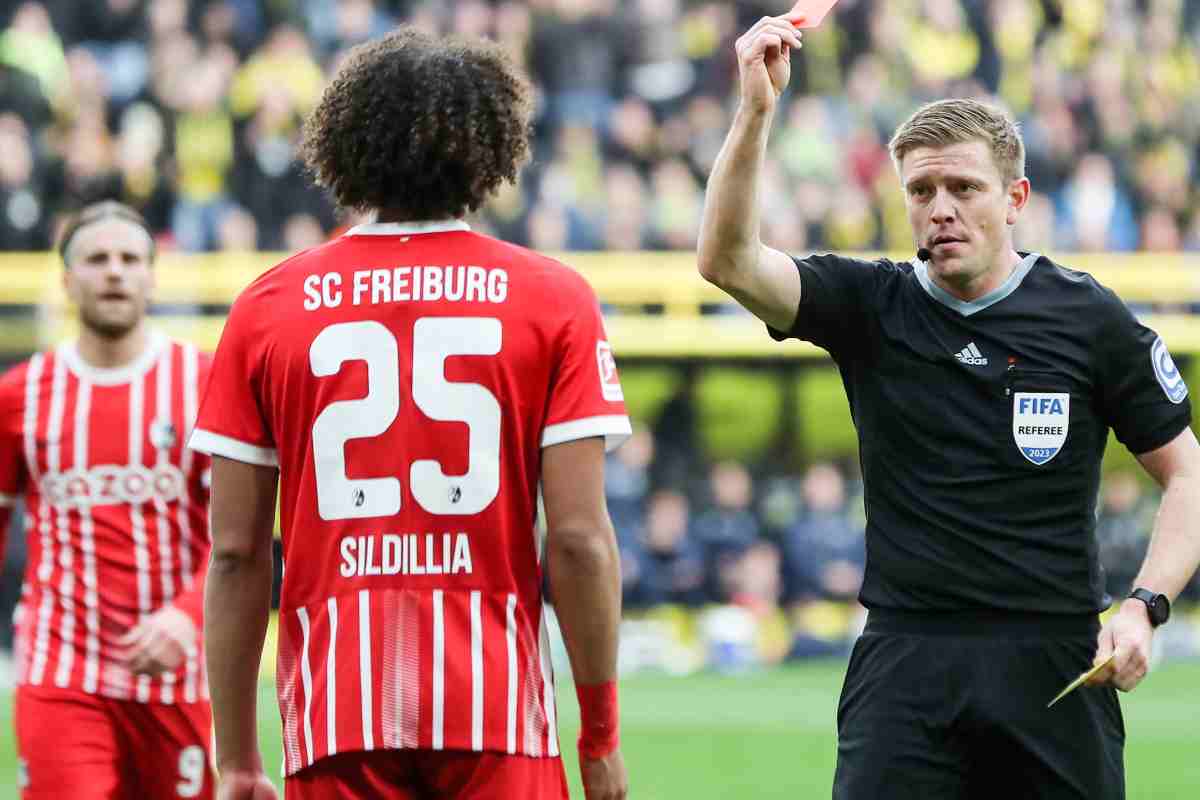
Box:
[1128,469,1200,601]
[697,106,774,291]
[205,544,273,773]
[548,524,622,684]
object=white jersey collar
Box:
[344,219,471,237]
[912,252,1041,317]
[60,328,168,386]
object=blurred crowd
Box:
[1,0,1200,255]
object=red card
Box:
[788,0,840,28]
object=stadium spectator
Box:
[192,26,630,800]
[598,162,652,250]
[781,463,864,604]
[69,0,149,104]
[625,489,707,609]
[0,114,50,248]
[0,58,51,131]
[1055,152,1139,252]
[168,45,235,251]
[214,202,258,250]
[693,460,761,601]
[605,424,654,541]
[724,539,783,617]
[226,23,323,121]
[112,102,176,234]
[227,77,335,249]
[530,0,625,130]
[0,3,69,111]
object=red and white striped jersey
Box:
[0,332,213,704]
[191,220,630,775]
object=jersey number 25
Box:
[309,318,501,521]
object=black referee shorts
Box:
[833,609,1124,800]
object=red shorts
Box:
[15,685,214,800]
[286,748,569,800]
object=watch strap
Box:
[1129,587,1169,627]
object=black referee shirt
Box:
[771,252,1192,614]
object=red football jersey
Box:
[190,220,630,775]
[0,333,212,704]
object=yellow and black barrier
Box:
[3,251,1200,358]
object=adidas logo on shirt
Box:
[955,342,989,366]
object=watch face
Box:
[1152,594,1171,625]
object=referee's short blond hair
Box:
[889,98,1026,185]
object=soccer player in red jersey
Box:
[0,201,215,799]
[192,29,631,800]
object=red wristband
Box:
[575,680,619,760]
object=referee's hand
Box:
[734,14,804,114]
[1088,600,1155,692]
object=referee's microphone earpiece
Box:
[917,247,932,262]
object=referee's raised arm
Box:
[697,13,805,333]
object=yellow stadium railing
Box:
[3,251,1200,358]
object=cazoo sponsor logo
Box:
[40,464,187,508]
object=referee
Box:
[698,14,1200,800]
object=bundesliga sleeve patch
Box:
[1150,336,1189,404]
[596,341,623,402]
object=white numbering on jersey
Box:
[311,321,402,519]
[176,745,206,798]
[309,318,502,520]
[411,317,502,513]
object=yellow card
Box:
[1047,654,1115,708]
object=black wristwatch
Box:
[1128,588,1171,627]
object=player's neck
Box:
[376,210,406,223]
[375,209,461,224]
[935,249,1022,303]
[75,321,152,370]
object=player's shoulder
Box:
[235,241,335,301]
[0,358,29,388]
[0,362,24,404]
[0,352,48,411]
[221,243,339,340]
[0,351,47,391]
[483,234,595,289]
[161,337,215,373]
[797,252,912,302]
[800,251,911,275]
[1030,253,1128,315]
[469,234,601,313]
[873,255,913,282]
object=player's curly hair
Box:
[300,27,533,219]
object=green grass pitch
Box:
[1,660,1197,797]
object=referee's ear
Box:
[1005,177,1031,226]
